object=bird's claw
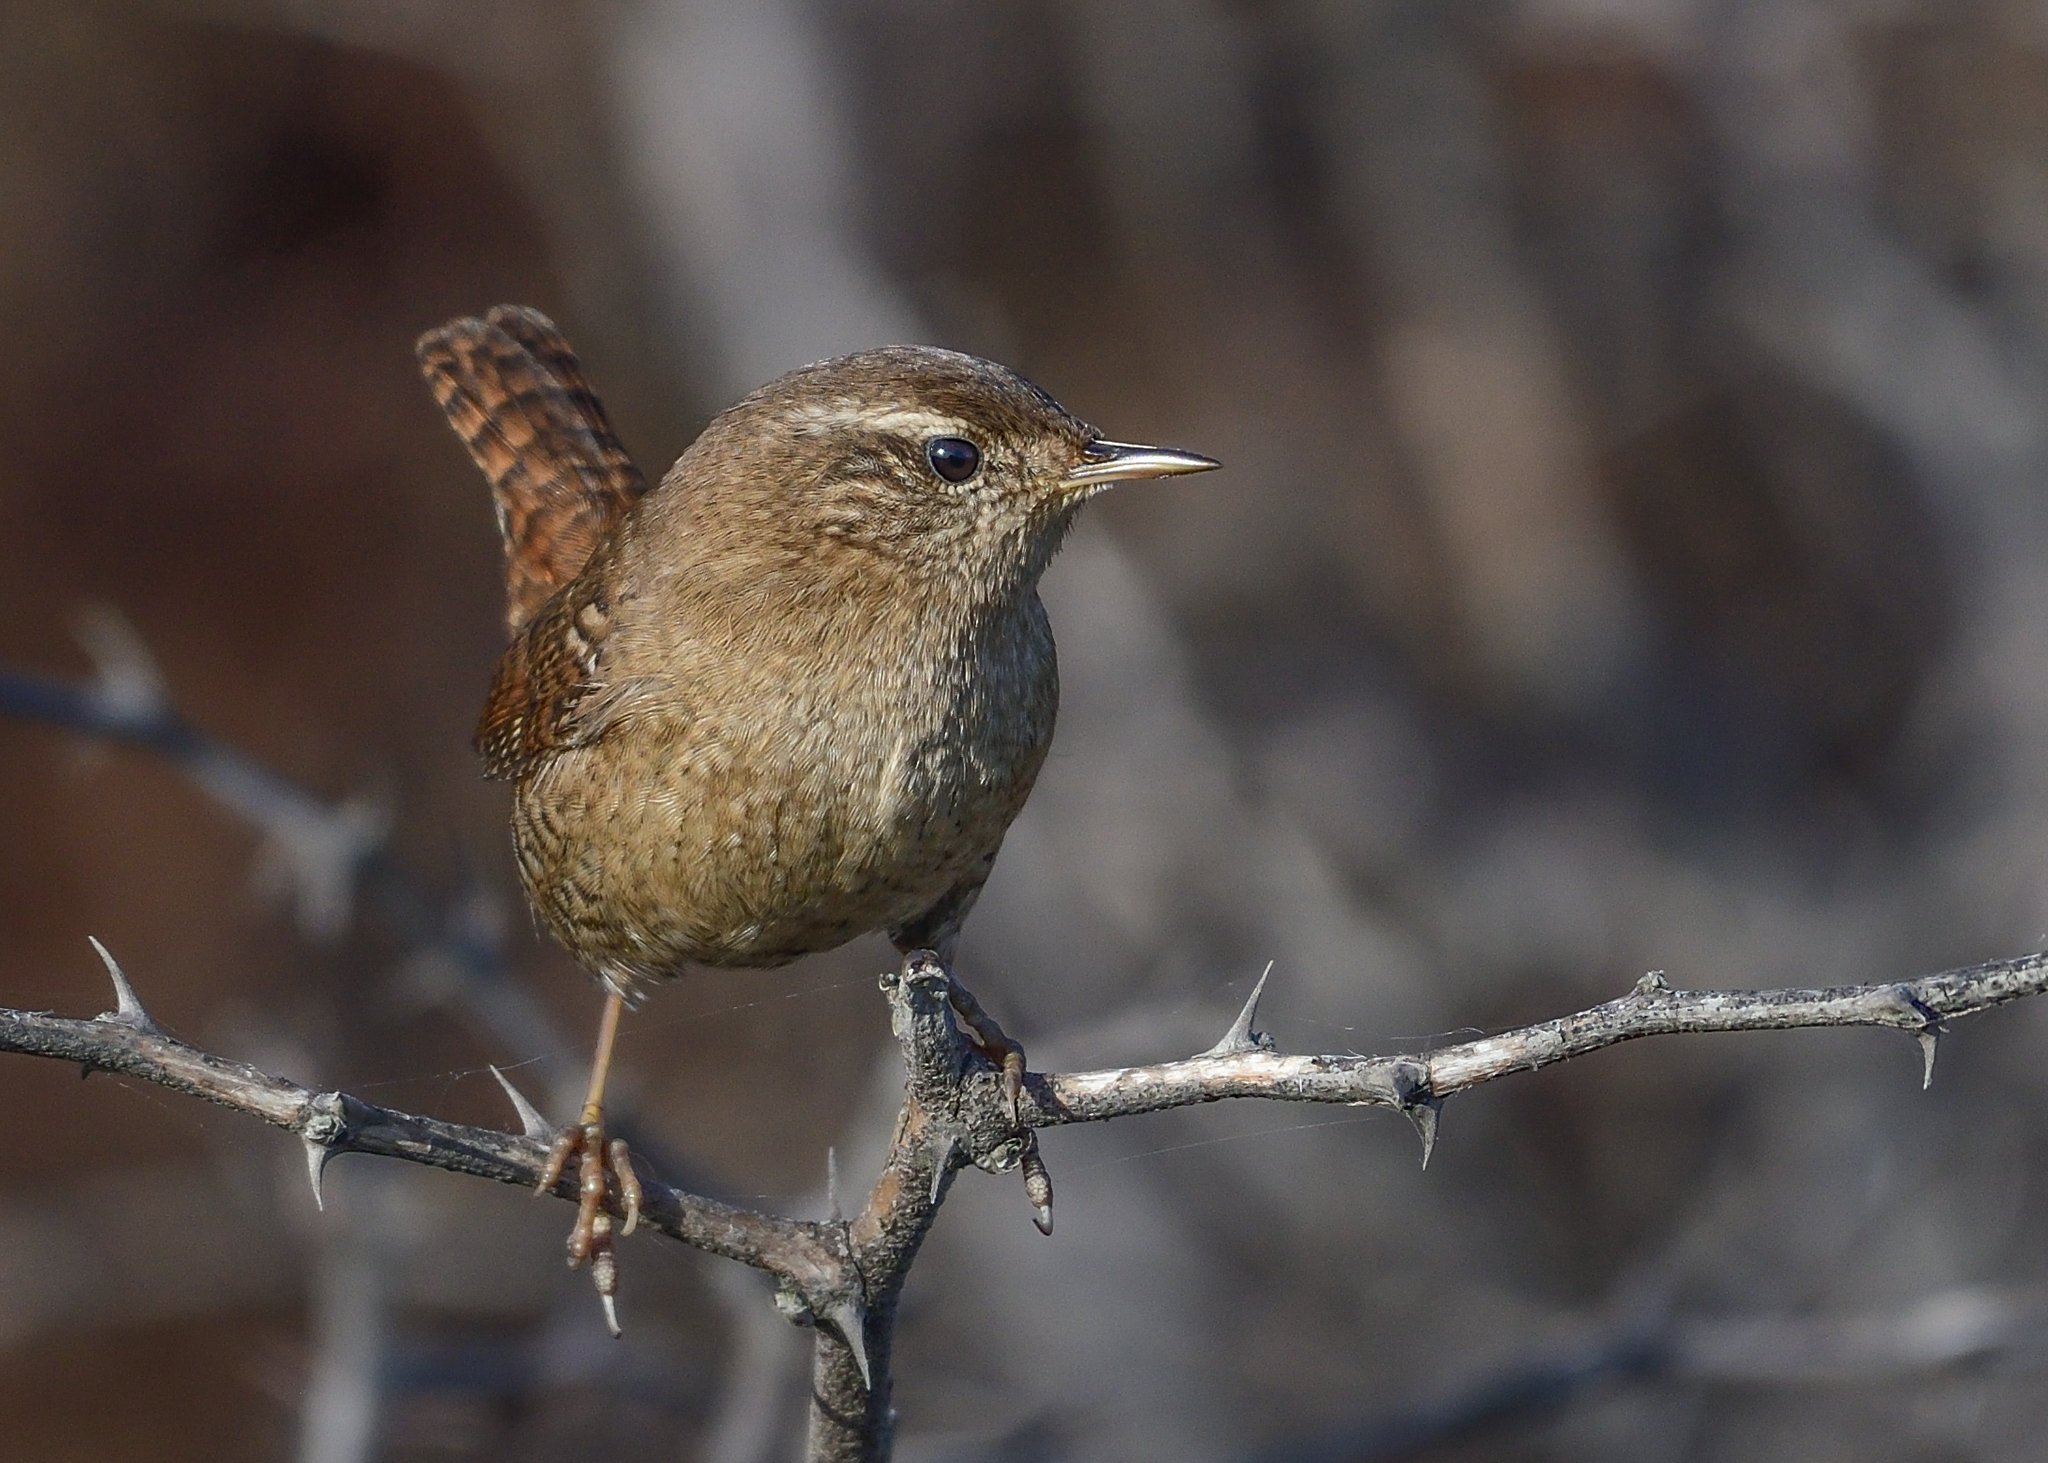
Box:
[931,962,1048,1231]
[938,970,1028,1123]
[998,1048,1025,1125]
[536,1119,642,1334]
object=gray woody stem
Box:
[5,939,2044,1461]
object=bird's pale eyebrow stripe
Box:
[785,403,968,438]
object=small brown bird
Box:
[417,306,1217,1322]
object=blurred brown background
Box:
[5,1,2048,1459]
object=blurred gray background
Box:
[5,1,2048,1459]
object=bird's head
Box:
[666,346,1218,593]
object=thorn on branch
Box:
[826,1145,843,1223]
[1389,1059,1442,1170]
[87,936,160,1035]
[1894,987,1944,1090]
[824,1297,872,1392]
[1406,1099,1442,1170]
[1203,961,1276,1057]
[303,1136,334,1210]
[488,1065,554,1142]
[930,1136,957,1205]
[299,1092,349,1211]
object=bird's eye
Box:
[925,437,981,484]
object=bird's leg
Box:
[535,989,644,1334]
[939,970,1027,1123]
[910,953,1053,1233]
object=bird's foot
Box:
[923,961,1052,1234]
[536,1117,643,1335]
[940,971,1027,1123]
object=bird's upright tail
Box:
[416,305,649,634]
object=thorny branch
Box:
[9,657,2048,1458]
[1,937,2044,1458]
[1024,966,1990,1163]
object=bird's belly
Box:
[513,718,1036,992]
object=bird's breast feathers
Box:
[514,597,1055,975]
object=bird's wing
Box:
[416,305,649,634]
[474,571,631,780]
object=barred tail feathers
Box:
[415,305,648,633]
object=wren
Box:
[417,306,1218,1327]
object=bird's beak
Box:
[1063,439,1221,491]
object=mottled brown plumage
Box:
[415,306,1217,1320]
[416,306,648,632]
